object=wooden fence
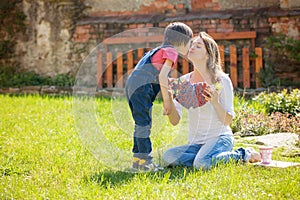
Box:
[96,31,263,89]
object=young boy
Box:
[125,22,193,171]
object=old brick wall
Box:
[73,8,300,54]
[70,0,300,84]
[82,0,299,15]
[84,0,191,16]
[1,0,299,84]
[280,0,300,9]
[73,6,300,83]
[217,0,279,10]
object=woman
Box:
[163,32,260,170]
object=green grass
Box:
[1,95,299,199]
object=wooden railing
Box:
[97,31,263,89]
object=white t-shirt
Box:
[174,72,235,144]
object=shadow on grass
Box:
[85,166,196,188]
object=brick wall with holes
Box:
[84,0,296,16]
[2,0,299,87]
[73,5,300,86]
[73,9,300,45]
[73,8,300,56]
[77,0,300,43]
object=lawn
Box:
[1,94,299,199]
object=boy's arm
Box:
[159,59,173,115]
[167,90,181,125]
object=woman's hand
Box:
[204,87,233,126]
[203,88,219,105]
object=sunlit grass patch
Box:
[0,94,299,199]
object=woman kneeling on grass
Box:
[163,32,261,170]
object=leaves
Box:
[253,89,300,117]
[232,90,300,139]
[0,66,75,87]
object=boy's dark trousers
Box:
[125,46,166,161]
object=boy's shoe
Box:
[132,157,140,170]
[244,148,261,163]
[139,159,164,172]
[132,157,163,172]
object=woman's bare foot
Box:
[249,151,261,163]
[245,148,261,163]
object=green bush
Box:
[0,66,75,87]
[50,74,75,87]
[252,89,300,116]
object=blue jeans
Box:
[163,134,248,170]
[125,71,160,160]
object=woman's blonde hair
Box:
[199,32,224,83]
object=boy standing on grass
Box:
[125,22,193,172]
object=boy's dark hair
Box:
[163,22,193,46]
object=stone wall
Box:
[14,0,86,77]
[0,0,26,68]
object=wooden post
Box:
[242,48,250,88]
[229,45,237,88]
[255,47,263,88]
[116,52,123,88]
[219,45,225,72]
[106,52,113,88]
[137,48,144,60]
[97,51,103,88]
[127,50,134,75]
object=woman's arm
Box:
[210,97,233,126]
[204,80,234,126]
